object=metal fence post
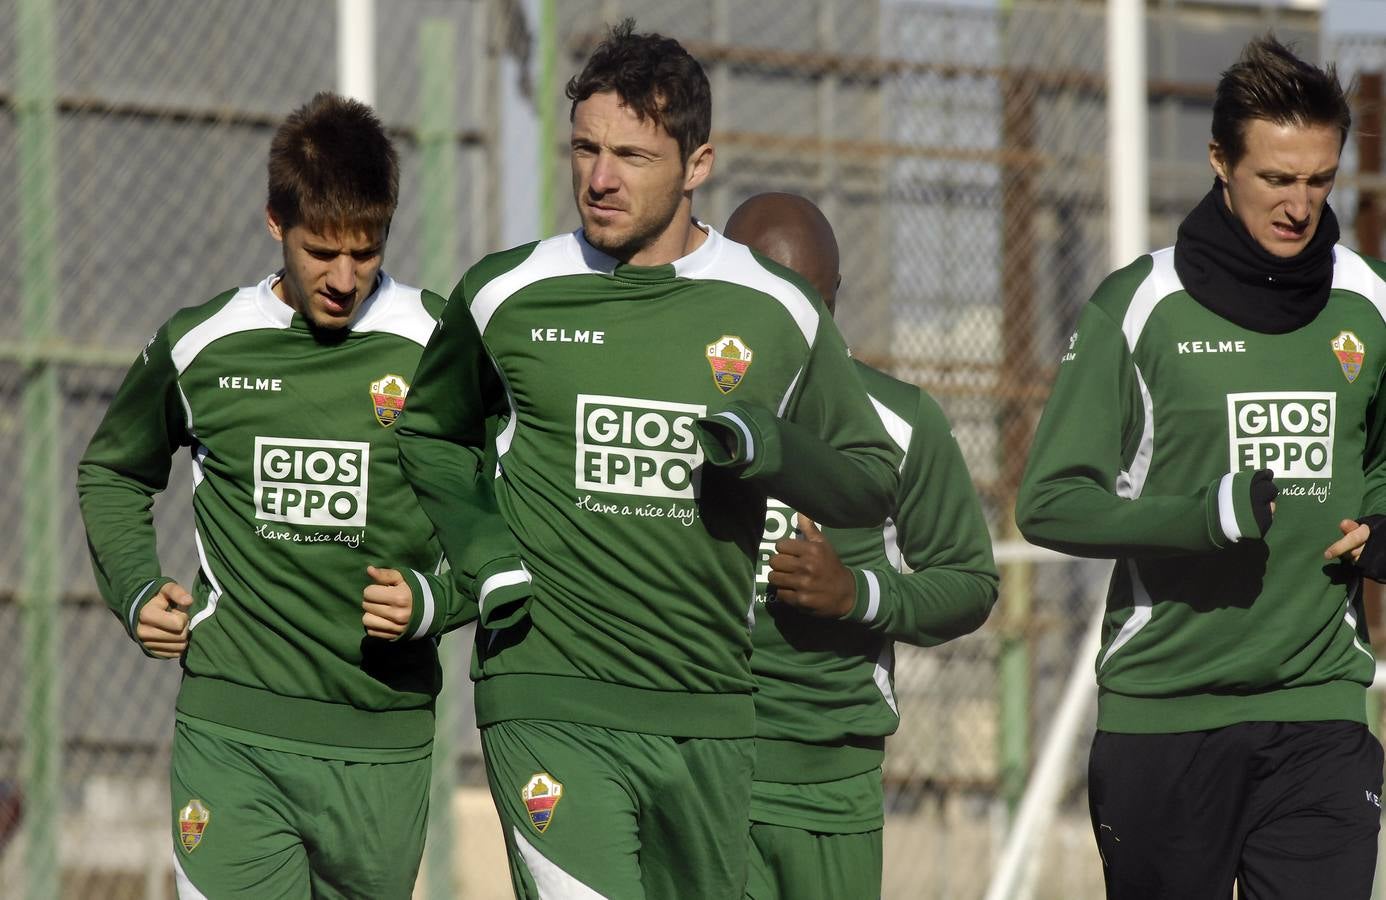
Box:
[16,0,63,897]
[418,16,461,900]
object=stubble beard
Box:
[582,191,683,263]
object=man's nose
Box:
[589,152,619,194]
[326,255,356,294]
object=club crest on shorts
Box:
[521,773,563,833]
[706,336,753,394]
[1332,331,1365,384]
[369,373,411,427]
[178,799,210,853]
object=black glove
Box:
[1249,469,1278,537]
[1353,514,1386,580]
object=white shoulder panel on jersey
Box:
[171,277,291,375]
[678,227,820,347]
[868,394,913,460]
[472,233,616,336]
[351,274,437,346]
[1332,245,1386,324]
[1120,247,1182,353]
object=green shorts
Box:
[744,771,884,900]
[481,718,755,899]
[169,718,430,899]
[745,822,883,900]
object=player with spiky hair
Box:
[78,92,488,899]
[1018,36,1386,897]
[397,21,901,900]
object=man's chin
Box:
[305,312,353,341]
[1259,230,1314,258]
[584,224,654,262]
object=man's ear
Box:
[266,208,285,243]
[1208,141,1229,183]
[683,143,715,193]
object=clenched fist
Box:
[766,514,857,619]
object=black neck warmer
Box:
[1173,180,1339,334]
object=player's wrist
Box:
[1353,514,1386,580]
[694,402,781,477]
[1205,470,1272,547]
[127,576,177,641]
[395,568,434,641]
[475,557,532,629]
[841,569,878,623]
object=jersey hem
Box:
[1096,680,1367,733]
[752,736,885,783]
[747,769,885,833]
[474,674,754,738]
[176,674,436,749]
[175,714,433,763]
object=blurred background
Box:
[1,0,1384,897]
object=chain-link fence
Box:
[2,1,1384,898]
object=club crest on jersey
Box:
[706,336,753,394]
[1332,331,1365,384]
[521,773,563,833]
[178,799,210,853]
[369,373,411,427]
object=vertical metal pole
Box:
[1354,72,1382,259]
[816,0,838,228]
[338,0,377,106]
[998,544,1030,816]
[470,0,500,260]
[537,0,559,236]
[418,19,459,900]
[997,0,1036,821]
[1106,0,1148,269]
[710,0,730,228]
[16,0,63,897]
[985,598,1107,900]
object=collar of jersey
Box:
[575,220,723,283]
[253,272,393,331]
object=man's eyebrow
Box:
[1255,166,1339,179]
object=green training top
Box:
[78,273,480,759]
[1017,245,1386,733]
[396,227,901,739]
[752,361,999,785]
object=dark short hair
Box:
[1211,35,1351,168]
[565,19,712,162]
[267,91,399,236]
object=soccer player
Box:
[77,93,483,899]
[396,22,900,900]
[724,192,998,900]
[1017,37,1386,899]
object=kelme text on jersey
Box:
[575,394,705,499]
[1226,392,1336,479]
[254,437,370,527]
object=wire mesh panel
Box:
[2,1,1384,898]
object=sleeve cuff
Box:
[842,569,880,624]
[695,402,778,477]
[125,577,175,641]
[1206,471,1259,547]
[398,569,440,641]
[475,558,533,630]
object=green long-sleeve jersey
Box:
[397,227,900,739]
[1017,246,1386,733]
[77,273,478,759]
[751,362,998,782]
